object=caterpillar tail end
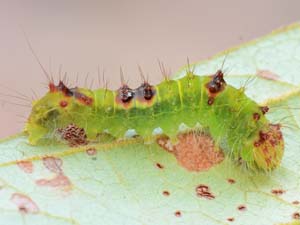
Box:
[253,124,284,171]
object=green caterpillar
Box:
[25,69,284,171]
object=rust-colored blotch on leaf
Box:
[42,156,63,174]
[17,160,34,174]
[10,193,39,214]
[157,132,224,172]
[36,174,72,189]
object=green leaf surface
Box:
[1,23,300,225]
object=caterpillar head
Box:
[25,81,93,145]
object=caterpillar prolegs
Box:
[25,69,284,171]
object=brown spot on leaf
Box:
[292,200,300,205]
[156,136,175,152]
[227,178,236,184]
[174,211,182,217]
[163,191,170,196]
[156,163,164,169]
[237,205,247,211]
[271,189,285,195]
[86,147,97,156]
[227,217,235,222]
[195,184,215,200]
[293,212,300,220]
[10,193,39,214]
[17,160,33,173]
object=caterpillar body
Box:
[25,69,284,171]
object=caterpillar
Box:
[24,64,284,171]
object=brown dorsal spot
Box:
[73,91,93,105]
[57,81,73,96]
[136,82,156,101]
[205,70,226,105]
[49,82,93,105]
[49,81,73,96]
[57,124,88,147]
[116,85,135,105]
[206,70,226,94]
[260,106,269,114]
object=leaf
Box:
[1,23,300,225]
